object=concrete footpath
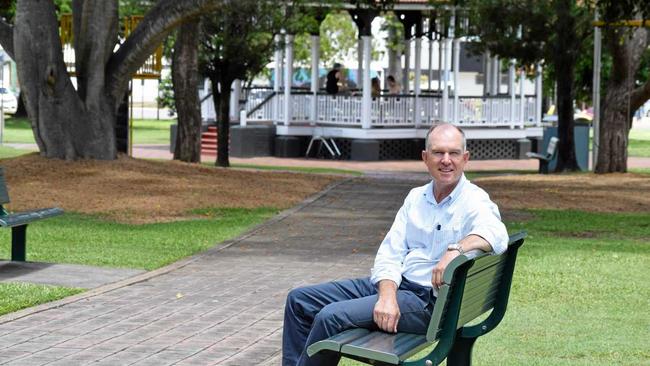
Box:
[0,177,425,365]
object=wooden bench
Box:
[0,167,63,261]
[526,136,559,174]
[307,232,526,366]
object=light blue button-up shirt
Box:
[370,175,508,290]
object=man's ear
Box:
[421,150,427,162]
[463,150,470,162]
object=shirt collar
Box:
[424,174,467,206]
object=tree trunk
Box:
[172,21,202,163]
[14,0,116,159]
[5,0,222,160]
[596,25,648,173]
[215,75,233,167]
[387,25,402,85]
[552,0,579,172]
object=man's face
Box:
[421,126,469,188]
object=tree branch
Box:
[0,19,14,59]
[106,0,225,103]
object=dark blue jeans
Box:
[282,277,435,366]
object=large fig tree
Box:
[0,0,223,160]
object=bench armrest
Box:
[0,207,64,227]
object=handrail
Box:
[246,91,276,118]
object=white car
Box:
[0,88,17,115]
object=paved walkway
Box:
[0,177,425,365]
[0,262,144,289]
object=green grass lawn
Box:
[0,145,33,158]
[0,207,278,270]
[628,129,650,158]
[341,209,650,366]
[0,283,83,316]
[230,163,363,176]
[131,119,175,144]
[1,117,175,145]
[2,117,35,143]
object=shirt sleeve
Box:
[370,190,414,287]
[464,191,509,254]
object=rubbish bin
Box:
[542,120,590,171]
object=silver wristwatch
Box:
[447,243,465,255]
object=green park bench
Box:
[0,167,63,261]
[307,232,526,366]
[526,136,559,174]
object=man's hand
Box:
[431,250,460,288]
[374,280,400,333]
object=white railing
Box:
[241,92,541,128]
[421,96,442,125]
[243,87,274,114]
[200,94,216,122]
[291,93,312,121]
[374,96,415,126]
[316,94,362,126]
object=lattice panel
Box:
[308,139,519,160]
[467,139,517,160]
[379,140,420,160]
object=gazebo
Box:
[206,1,544,161]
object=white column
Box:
[484,52,491,96]
[438,33,443,92]
[509,60,516,126]
[357,38,363,90]
[491,57,499,95]
[414,36,422,127]
[428,34,434,91]
[441,34,449,122]
[273,34,282,124]
[449,9,458,124]
[283,34,294,126]
[310,35,320,126]
[535,64,543,126]
[452,38,460,124]
[592,11,602,170]
[230,79,241,122]
[361,35,372,129]
[519,68,525,128]
[403,39,411,93]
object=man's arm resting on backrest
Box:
[431,234,493,288]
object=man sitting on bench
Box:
[282,124,509,366]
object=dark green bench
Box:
[307,232,526,366]
[0,167,63,261]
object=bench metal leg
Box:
[446,333,477,366]
[11,224,28,261]
[539,159,549,174]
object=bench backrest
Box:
[545,137,559,158]
[426,232,526,343]
[0,167,10,205]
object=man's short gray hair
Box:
[424,123,466,152]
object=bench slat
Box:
[458,287,499,327]
[464,262,505,291]
[340,332,428,365]
[0,208,64,227]
[466,254,502,276]
[306,328,369,357]
[457,262,506,326]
